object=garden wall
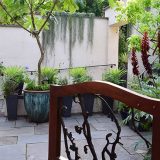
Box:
[0,15,119,115]
[42,15,111,81]
[0,15,118,80]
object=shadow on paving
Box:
[0,113,151,160]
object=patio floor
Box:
[0,114,151,160]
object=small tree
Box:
[0,0,77,85]
[113,0,160,61]
[110,0,160,82]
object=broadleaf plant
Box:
[0,0,78,86]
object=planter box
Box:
[101,96,114,116]
[6,95,18,120]
[62,96,73,117]
[83,94,95,116]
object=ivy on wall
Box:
[43,12,95,67]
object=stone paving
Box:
[0,114,151,160]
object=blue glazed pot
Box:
[24,90,50,123]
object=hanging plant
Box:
[43,12,95,66]
[88,13,94,45]
[131,48,140,76]
[141,32,152,76]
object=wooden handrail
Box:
[49,81,160,160]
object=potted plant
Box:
[2,66,26,120]
[24,67,58,122]
[102,68,126,115]
[0,0,77,123]
[57,77,73,117]
[69,67,94,115]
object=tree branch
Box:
[35,0,47,11]
[0,2,31,34]
[28,0,36,31]
[37,0,58,34]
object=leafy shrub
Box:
[57,77,68,85]
[2,66,26,96]
[41,67,59,84]
[69,67,92,83]
[102,68,126,85]
[25,80,50,91]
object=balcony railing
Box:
[49,81,160,160]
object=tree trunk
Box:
[35,34,45,85]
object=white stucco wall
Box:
[0,16,118,81]
[0,17,120,115]
[0,26,40,71]
[43,17,117,80]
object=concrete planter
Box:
[24,90,49,123]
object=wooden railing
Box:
[49,81,160,160]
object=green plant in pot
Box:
[57,77,73,117]
[102,68,126,116]
[69,67,94,115]
[24,67,58,122]
[2,66,26,120]
[0,0,77,123]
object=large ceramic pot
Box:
[24,90,49,123]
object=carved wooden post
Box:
[48,82,160,160]
[48,88,62,160]
[152,116,160,160]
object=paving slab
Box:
[27,142,48,160]
[27,139,144,160]
[0,114,152,159]
[15,117,37,128]
[18,134,48,144]
[0,136,17,146]
[0,118,15,130]
[120,136,151,155]
[34,124,49,135]
[0,127,34,136]
[0,144,26,160]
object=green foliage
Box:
[118,25,129,70]
[75,0,109,17]
[128,35,141,51]
[0,0,78,86]
[41,67,58,84]
[108,0,116,8]
[25,67,59,90]
[2,66,26,96]
[69,67,92,83]
[25,80,50,91]
[130,76,160,99]
[119,26,128,54]
[116,102,128,112]
[119,52,128,69]
[3,66,26,83]
[102,68,126,85]
[0,0,78,30]
[57,77,68,85]
[0,62,5,75]
[114,0,160,52]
